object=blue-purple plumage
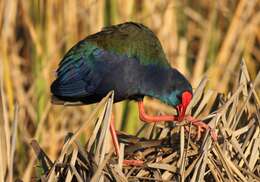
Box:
[51,22,192,106]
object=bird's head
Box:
[175,91,192,121]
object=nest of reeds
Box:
[32,61,260,182]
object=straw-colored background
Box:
[0,0,259,181]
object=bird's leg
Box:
[138,101,217,141]
[109,114,120,156]
[138,101,178,122]
[109,114,143,166]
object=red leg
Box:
[138,101,217,141]
[109,114,144,166]
[138,101,178,122]
[109,114,120,156]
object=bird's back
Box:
[51,22,191,106]
[85,22,170,67]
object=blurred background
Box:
[0,0,259,180]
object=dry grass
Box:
[0,0,259,181]
[30,61,260,181]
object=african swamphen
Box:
[51,22,216,164]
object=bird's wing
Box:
[51,22,171,98]
[51,43,102,98]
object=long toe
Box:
[123,159,144,166]
[196,126,202,141]
[210,130,218,141]
[185,115,217,141]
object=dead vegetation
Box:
[0,0,259,181]
[30,61,260,181]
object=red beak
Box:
[176,91,192,121]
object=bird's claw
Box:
[184,116,218,141]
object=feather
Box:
[51,52,101,98]
[51,22,192,106]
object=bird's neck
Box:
[140,65,172,95]
[139,66,183,106]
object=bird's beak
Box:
[176,91,192,121]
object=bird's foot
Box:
[123,159,144,166]
[184,116,217,141]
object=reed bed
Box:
[0,0,259,181]
[30,61,260,181]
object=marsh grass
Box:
[31,61,260,181]
[0,0,259,181]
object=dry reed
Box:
[0,0,259,181]
[32,60,260,181]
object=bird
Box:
[51,22,216,165]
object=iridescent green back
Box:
[85,22,170,67]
